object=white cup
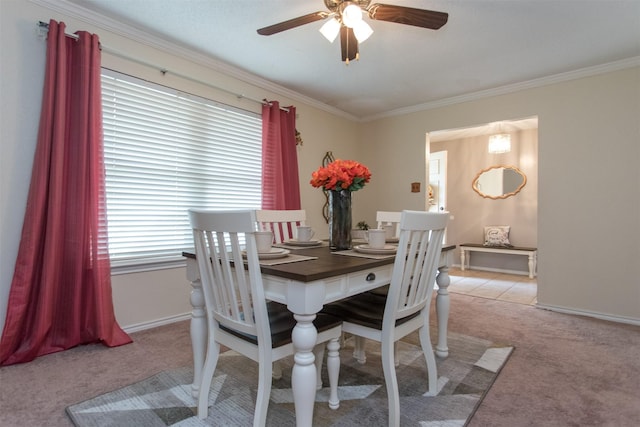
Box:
[366,229,386,249]
[254,231,273,253]
[297,226,315,242]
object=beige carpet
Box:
[1,293,638,427]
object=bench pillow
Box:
[484,225,511,247]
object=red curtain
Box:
[0,20,131,365]
[261,101,301,209]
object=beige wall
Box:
[2,1,638,332]
[358,68,640,323]
[430,129,538,274]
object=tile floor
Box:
[446,267,538,305]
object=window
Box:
[101,69,262,270]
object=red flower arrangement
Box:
[310,159,371,192]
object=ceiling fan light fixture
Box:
[488,134,511,154]
[353,20,373,42]
[319,17,341,42]
[257,1,449,63]
[341,2,363,28]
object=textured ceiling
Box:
[63,0,640,120]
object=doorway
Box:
[426,117,539,279]
[429,150,447,213]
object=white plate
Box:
[353,244,398,255]
[243,248,290,260]
[285,239,322,247]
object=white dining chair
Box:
[323,210,449,427]
[256,209,307,243]
[189,209,341,425]
[376,210,402,238]
[350,211,403,364]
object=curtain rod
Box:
[36,21,289,112]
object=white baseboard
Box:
[536,303,640,326]
[122,313,191,334]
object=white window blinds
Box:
[101,70,262,269]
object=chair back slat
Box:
[210,230,240,320]
[384,211,449,328]
[190,209,269,339]
[256,209,307,243]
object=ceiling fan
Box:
[257,0,448,64]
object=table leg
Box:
[528,253,535,279]
[435,265,450,358]
[291,313,319,427]
[186,259,207,398]
[460,249,467,271]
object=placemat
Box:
[331,249,396,260]
[257,254,318,266]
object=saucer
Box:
[353,244,397,255]
[285,239,322,247]
[243,248,290,260]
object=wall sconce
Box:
[488,133,511,154]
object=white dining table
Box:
[183,244,456,427]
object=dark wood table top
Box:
[183,244,456,283]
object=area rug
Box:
[67,332,513,426]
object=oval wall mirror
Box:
[472,165,527,199]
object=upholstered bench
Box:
[459,243,537,278]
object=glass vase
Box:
[329,190,352,250]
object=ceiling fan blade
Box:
[367,3,448,30]
[340,26,359,63]
[257,11,328,35]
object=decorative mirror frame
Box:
[472,165,527,199]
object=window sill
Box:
[110,258,186,275]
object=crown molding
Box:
[31,0,639,124]
[363,56,640,122]
[30,0,359,121]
